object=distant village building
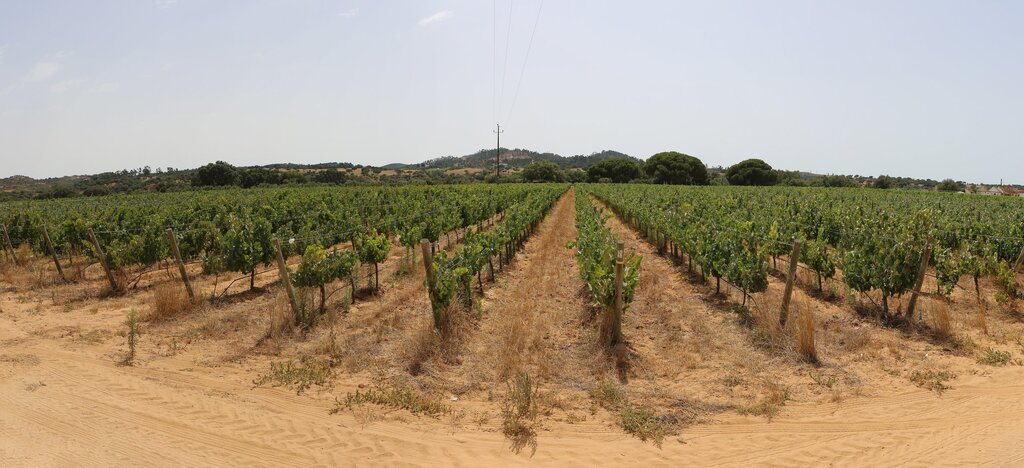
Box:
[975,185,1023,196]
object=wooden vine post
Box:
[272,238,301,320]
[41,225,67,283]
[87,228,119,293]
[419,238,443,331]
[779,239,803,328]
[165,228,195,300]
[1014,244,1024,272]
[1,223,19,266]
[906,238,933,320]
[610,241,625,347]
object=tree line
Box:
[521,152,965,191]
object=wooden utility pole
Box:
[493,124,504,179]
[41,226,67,283]
[165,228,195,300]
[1,223,19,266]
[779,239,803,328]
[907,239,933,320]
[610,241,625,347]
[272,239,301,321]
[87,229,119,293]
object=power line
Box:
[492,0,497,124]
[497,0,514,120]
[505,0,544,123]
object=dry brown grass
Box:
[975,298,990,335]
[269,289,295,338]
[147,282,194,321]
[485,296,551,382]
[929,298,952,338]
[403,307,469,376]
[736,378,791,420]
[832,325,872,354]
[796,301,818,363]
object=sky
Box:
[1,0,1022,183]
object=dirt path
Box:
[458,187,599,394]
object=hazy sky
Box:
[1,1,1022,183]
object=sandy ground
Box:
[2,189,1024,466]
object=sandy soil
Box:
[2,189,1024,466]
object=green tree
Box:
[937,179,962,192]
[562,168,587,183]
[521,161,565,182]
[874,175,895,189]
[192,161,240,187]
[644,151,709,185]
[725,159,778,186]
[587,158,643,183]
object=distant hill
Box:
[389,149,638,171]
[0,148,640,201]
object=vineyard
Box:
[2,184,1024,464]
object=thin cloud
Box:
[154,0,178,8]
[51,78,85,93]
[0,44,8,59]
[23,61,61,82]
[417,10,453,27]
[88,82,121,94]
[337,8,359,18]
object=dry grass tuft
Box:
[929,299,952,338]
[796,301,817,363]
[404,323,440,376]
[974,298,990,335]
[148,282,194,321]
[403,308,469,376]
[909,368,955,394]
[736,379,790,421]
[269,289,295,338]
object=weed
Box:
[949,333,978,356]
[589,378,627,409]
[501,372,538,454]
[722,374,744,388]
[619,405,673,447]
[253,355,334,395]
[734,305,752,326]
[977,348,1012,366]
[736,381,790,421]
[751,328,781,351]
[810,371,838,389]
[333,386,449,417]
[77,329,109,344]
[587,378,675,447]
[909,369,955,394]
[121,309,139,366]
[23,381,46,392]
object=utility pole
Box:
[493,124,504,180]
